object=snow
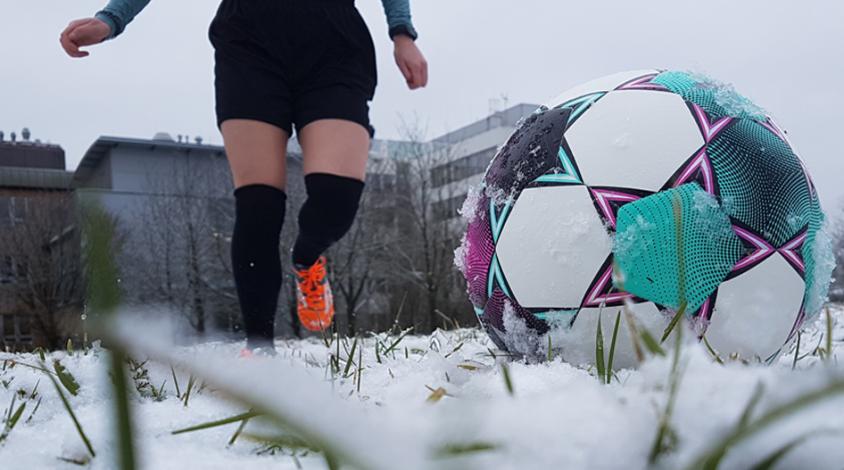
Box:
[686,71,769,120]
[457,184,483,225]
[806,219,836,316]
[2,307,844,469]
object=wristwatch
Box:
[389,24,418,41]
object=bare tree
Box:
[2,192,84,349]
[390,123,467,333]
[118,152,236,337]
[326,157,397,335]
[118,151,311,340]
[830,215,844,302]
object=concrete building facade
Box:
[428,103,539,222]
[0,129,75,350]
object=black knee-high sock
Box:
[231,184,286,349]
[292,173,365,267]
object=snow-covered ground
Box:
[2,306,844,470]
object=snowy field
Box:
[2,306,844,470]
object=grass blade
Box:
[170,364,182,399]
[702,335,724,365]
[749,429,843,470]
[500,363,514,396]
[241,432,319,452]
[624,308,646,363]
[43,362,96,458]
[738,382,765,430]
[434,441,500,457]
[791,331,801,370]
[0,399,26,442]
[183,375,196,407]
[606,311,621,384]
[595,313,606,382]
[228,411,252,446]
[641,328,666,357]
[110,350,137,470]
[649,320,685,463]
[660,302,687,344]
[687,378,844,470]
[383,327,414,356]
[25,397,42,424]
[53,360,80,396]
[342,337,358,378]
[172,410,261,435]
[824,307,833,363]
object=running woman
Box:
[60,0,428,352]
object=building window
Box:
[11,197,26,224]
[1,313,34,348]
[431,147,497,188]
[433,195,466,222]
[0,256,14,284]
[0,197,10,226]
[367,173,395,192]
[0,197,26,227]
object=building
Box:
[0,128,76,350]
[428,103,539,222]
[0,103,539,348]
[72,132,410,338]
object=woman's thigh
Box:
[220,119,289,190]
[298,119,370,181]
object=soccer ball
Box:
[457,70,832,364]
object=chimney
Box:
[22,127,31,141]
[194,136,203,145]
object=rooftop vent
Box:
[22,127,31,141]
[153,132,175,142]
[10,132,16,143]
[194,136,203,145]
[0,131,4,142]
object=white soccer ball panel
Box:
[559,302,666,368]
[565,90,705,191]
[544,69,660,108]
[705,255,805,361]
[496,185,612,309]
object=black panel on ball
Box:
[484,106,573,201]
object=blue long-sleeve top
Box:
[94,0,416,40]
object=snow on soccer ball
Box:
[456,70,834,365]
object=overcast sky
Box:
[1,1,842,211]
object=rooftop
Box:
[0,166,73,190]
[73,134,226,187]
[0,130,66,170]
[431,103,539,145]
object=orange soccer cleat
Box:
[294,256,335,332]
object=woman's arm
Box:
[380,0,417,40]
[382,0,427,90]
[59,0,150,57]
[94,0,152,39]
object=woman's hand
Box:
[393,35,428,90]
[60,18,111,58]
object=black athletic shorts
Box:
[208,0,377,137]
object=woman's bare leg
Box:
[221,119,289,350]
[291,119,369,266]
[298,119,370,180]
[221,119,289,190]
